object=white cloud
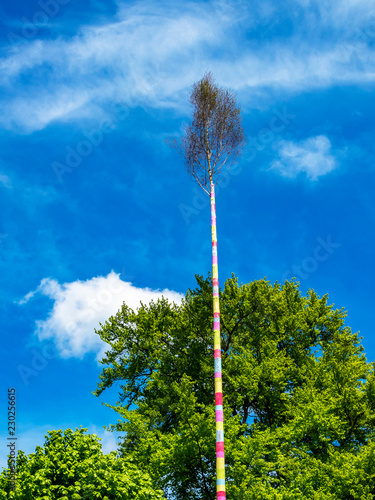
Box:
[20,271,183,359]
[271,135,337,180]
[312,1,375,29]
[1,0,375,132]
[0,424,51,472]
[0,2,223,132]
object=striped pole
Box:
[211,181,226,500]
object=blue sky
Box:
[1,0,375,470]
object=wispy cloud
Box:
[0,2,223,132]
[20,271,183,359]
[271,135,337,180]
[1,0,375,132]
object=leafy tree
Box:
[0,428,163,500]
[168,72,245,500]
[94,274,375,499]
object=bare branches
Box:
[167,72,246,191]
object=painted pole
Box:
[211,181,226,499]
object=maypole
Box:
[168,72,245,499]
[211,181,225,498]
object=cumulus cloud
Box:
[271,135,337,180]
[20,271,183,359]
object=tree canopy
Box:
[168,72,245,193]
[0,428,164,500]
[3,276,375,499]
[94,274,375,499]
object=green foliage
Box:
[0,428,163,500]
[94,274,375,499]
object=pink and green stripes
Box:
[210,182,226,500]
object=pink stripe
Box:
[216,451,225,458]
[216,441,224,452]
[215,372,222,379]
[212,255,218,265]
[215,410,224,421]
[213,324,220,331]
[214,349,221,358]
